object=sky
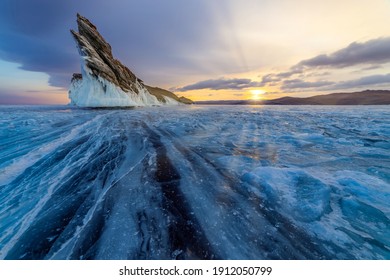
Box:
[0,0,390,104]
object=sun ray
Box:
[250,89,266,100]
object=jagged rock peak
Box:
[70,13,141,93]
[68,14,192,107]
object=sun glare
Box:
[250,89,266,100]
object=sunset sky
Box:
[1,0,390,104]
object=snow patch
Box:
[69,62,173,107]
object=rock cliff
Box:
[69,14,190,107]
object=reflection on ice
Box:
[0,105,389,259]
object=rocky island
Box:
[69,14,191,107]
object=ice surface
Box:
[0,105,389,259]
[242,167,331,222]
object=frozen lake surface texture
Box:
[0,105,389,260]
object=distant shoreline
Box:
[194,90,390,105]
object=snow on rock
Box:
[69,66,161,107]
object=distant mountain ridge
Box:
[195,90,390,105]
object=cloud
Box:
[281,79,334,91]
[328,73,390,90]
[174,78,263,92]
[296,37,390,69]
[260,74,279,84]
[259,67,303,86]
[281,73,390,92]
[0,33,78,88]
[276,68,303,79]
[260,37,390,91]
[305,71,331,77]
[0,0,82,88]
[361,65,383,71]
[0,0,223,89]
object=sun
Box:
[250,89,266,100]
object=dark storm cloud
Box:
[0,32,78,87]
[0,0,221,88]
[0,0,81,87]
[296,37,390,69]
[174,78,263,92]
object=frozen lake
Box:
[0,105,389,259]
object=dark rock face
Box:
[71,14,142,93]
[71,73,83,83]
